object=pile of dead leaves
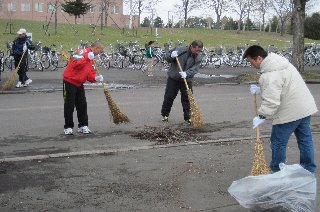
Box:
[131,126,204,145]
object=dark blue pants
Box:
[15,56,29,84]
[270,116,316,173]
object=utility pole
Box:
[129,0,133,29]
[168,11,173,28]
[100,0,104,34]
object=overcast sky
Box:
[124,0,320,25]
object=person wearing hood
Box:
[160,40,204,124]
[11,28,35,88]
[243,45,317,173]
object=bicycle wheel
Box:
[40,54,51,69]
[132,55,143,70]
[210,53,221,68]
[200,53,209,68]
[122,56,131,69]
[56,52,68,69]
[4,56,15,71]
[99,53,110,69]
[27,54,37,70]
[227,52,239,67]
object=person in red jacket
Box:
[63,41,104,135]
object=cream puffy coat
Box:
[258,53,318,125]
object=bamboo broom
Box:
[175,57,204,129]
[250,93,271,176]
[94,61,130,124]
[2,50,27,90]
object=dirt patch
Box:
[131,126,208,145]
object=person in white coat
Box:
[243,45,317,173]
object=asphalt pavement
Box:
[0,67,320,211]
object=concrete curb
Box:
[0,135,270,163]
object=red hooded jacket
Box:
[63,48,96,87]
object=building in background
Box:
[0,0,138,28]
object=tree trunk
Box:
[54,1,58,34]
[292,0,306,72]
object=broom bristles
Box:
[250,138,271,176]
[187,89,204,129]
[103,87,130,124]
[2,50,26,90]
[2,72,17,90]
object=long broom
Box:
[94,61,130,124]
[175,57,204,129]
[250,93,271,176]
[2,50,27,90]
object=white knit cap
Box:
[17,28,27,34]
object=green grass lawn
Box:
[1,19,319,52]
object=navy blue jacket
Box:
[11,37,35,59]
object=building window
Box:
[111,5,119,14]
[35,2,43,12]
[89,6,94,13]
[21,3,31,11]
[8,2,16,11]
[48,4,55,12]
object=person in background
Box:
[11,28,35,88]
[160,40,204,124]
[63,41,104,135]
[145,40,155,76]
[244,45,317,173]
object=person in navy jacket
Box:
[11,28,35,88]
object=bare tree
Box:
[256,0,271,31]
[174,0,202,27]
[230,0,248,31]
[123,0,161,27]
[271,0,293,36]
[244,0,256,31]
[205,0,229,29]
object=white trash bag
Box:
[228,163,317,212]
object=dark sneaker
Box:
[162,116,168,123]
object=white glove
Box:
[171,50,178,58]
[88,52,95,60]
[250,84,261,95]
[23,44,27,52]
[253,116,265,129]
[95,75,104,82]
[179,71,187,79]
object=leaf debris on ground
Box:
[131,126,205,145]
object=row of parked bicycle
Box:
[1,40,320,73]
[200,43,320,69]
[0,41,70,72]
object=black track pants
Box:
[63,81,88,129]
[161,77,192,120]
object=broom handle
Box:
[253,94,260,140]
[93,60,107,90]
[14,50,27,73]
[175,57,190,90]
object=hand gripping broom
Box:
[250,93,271,176]
[175,57,204,129]
[2,50,27,90]
[94,61,130,124]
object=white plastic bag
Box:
[228,163,317,212]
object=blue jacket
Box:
[11,37,35,59]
